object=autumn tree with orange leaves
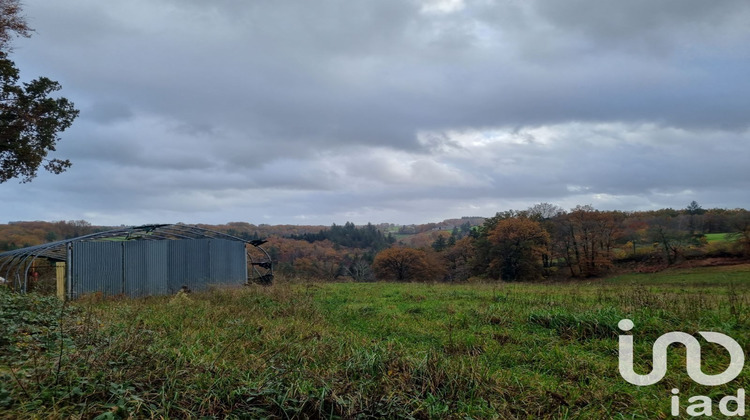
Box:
[373,247,443,282]
[487,217,550,281]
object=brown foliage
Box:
[373,247,442,282]
[264,237,351,281]
[554,207,621,277]
[487,217,550,281]
[442,236,474,282]
[0,220,97,250]
[0,0,31,50]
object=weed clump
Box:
[168,288,193,305]
[528,308,624,340]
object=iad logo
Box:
[617,319,746,417]
[618,319,744,386]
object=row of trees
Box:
[0,220,97,251]
[3,203,749,282]
[290,222,395,250]
[372,203,750,282]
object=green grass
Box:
[704,232,737,243]
[605,264,750,287]
[2,265,749,418]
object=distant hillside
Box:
[2,206,749,283]
[0,217,485,251]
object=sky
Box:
[3,0,750,226]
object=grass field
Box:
[606,263,750,287]
[704,233,738,244]
[2,265,749,419]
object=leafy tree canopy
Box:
[373,247,439,282]
[1,0,79,183]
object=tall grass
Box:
[1,265,748,419]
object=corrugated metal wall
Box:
[70,239,246,298]
[71,242,123,298]
[124,241,169,297]
[168,239,210,293]
[209,239,246,286]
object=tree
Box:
[685,201,705,216]
[1,0,79,183]
[526,202,564,220]
[443,236,474,282]
[554,206,621,277]
[487,217,550,281]
[342,253,374,282]
[729,210,750,257]
[684,201,706,235]
[289,222,392,251]
[0,0,30,50]
[469,210,522,276]
[431,234,447,252]
[447,232,456,247]
[373,247,438,282]
[648,216,690,265]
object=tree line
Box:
[289,222,395,250]
[2,202,749,282]
[373,202,750,282]
[0,220,98,251]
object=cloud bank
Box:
[4,0,750,225]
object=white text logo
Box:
[618,319,746,417]
[618,318,744,386]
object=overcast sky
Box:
[4,0,750,226]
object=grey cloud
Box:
[3,0,750,225]
[476,0,750,57]
[531,0,750,51]
[86,101,134,124]
[21,0,750,149]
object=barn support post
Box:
[19,254,37,294]
[56,262,66,300]
[22,263,28,294]
[121,241,126,296]
[66,243,72,300]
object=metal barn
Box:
[0,224,273,299]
